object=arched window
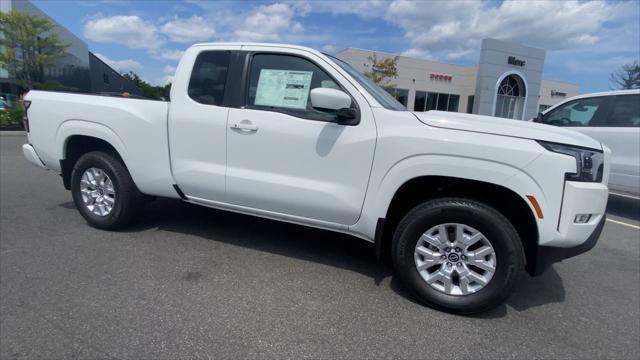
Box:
[497,75,526,97]
[495,74,526,119]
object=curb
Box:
[0,131,26,136]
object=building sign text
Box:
[430,73,453,82]
[507,56,526,67]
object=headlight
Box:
[537,141,604,182]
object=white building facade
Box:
[335,38,578,120]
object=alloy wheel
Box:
[79,167,116,216]
[414,223,496,296]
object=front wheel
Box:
[392,198,524,314]
[70,151,143,230]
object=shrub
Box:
[0,109,24,130]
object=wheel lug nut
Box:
[445,247,451,252]
[461,255,467,260]
[456,262,462,267]
[441,255,446,259]
[446,262,452,267]
[455,247,461,252]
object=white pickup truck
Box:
[22,43,610,314]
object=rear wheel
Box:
[71,151,143,230]
[392,198,524,314]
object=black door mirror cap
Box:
[534,112,544,123]
[336,108,359,125]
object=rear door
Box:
[168,46,240,201]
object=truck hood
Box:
[413,111,602,150]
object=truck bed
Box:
[25,90,177,198]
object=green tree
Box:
[363,53,399,88]
[0,10,70,90]
[122,71,171,100]
[609,61,640,90]
[162,82,171,100]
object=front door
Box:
[225,50,377,225]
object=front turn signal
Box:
[526,195,544,219]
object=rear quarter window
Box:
[188,51,231,106]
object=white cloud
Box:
[159,65,176,85]
[387,0,624,60]
[84,15,162,49]
[400,48,433,60]
[94,53,141,73]
[160,15,215,43]
[321,44,337,53]
[306,0,389,18]
[154,49,185,61]
[163,65,176,74]
[233,3,299,42]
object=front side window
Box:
[542,97,604,127]
[605,94,640,127]
[248,54,348,121]
[326,55,406,111]
[386,88,408,107]
[188,51,231,105]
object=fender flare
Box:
[355,154,545,241]
[56,120,128,161]
[56,120,131,189]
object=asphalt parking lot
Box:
[1,134,639,359]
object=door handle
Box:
[231,120,258,132]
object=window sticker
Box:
[255,69,313,109]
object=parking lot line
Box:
[606,218,640,230]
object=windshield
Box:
[326,55,407,111]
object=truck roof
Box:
[190,42,323,55]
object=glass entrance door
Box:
[495,94,524,119]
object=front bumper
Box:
[22,144,48,170]
[527,180,609,276]
[529,215,606,276]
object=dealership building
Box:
[336,38,578,120]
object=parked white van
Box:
[535,89,640,196]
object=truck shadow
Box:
[86,197,567,316]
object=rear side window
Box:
[605,94,640,127]
[542,97,604,127]
[188,51,231,105]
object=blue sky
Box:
[32,0,640,93]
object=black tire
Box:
[70,151,143,230]
[392,198,524,314]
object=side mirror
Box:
[310,88,351,111]
[534,112,544,123]
[337,108,359,125]
[310,87,359,125]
